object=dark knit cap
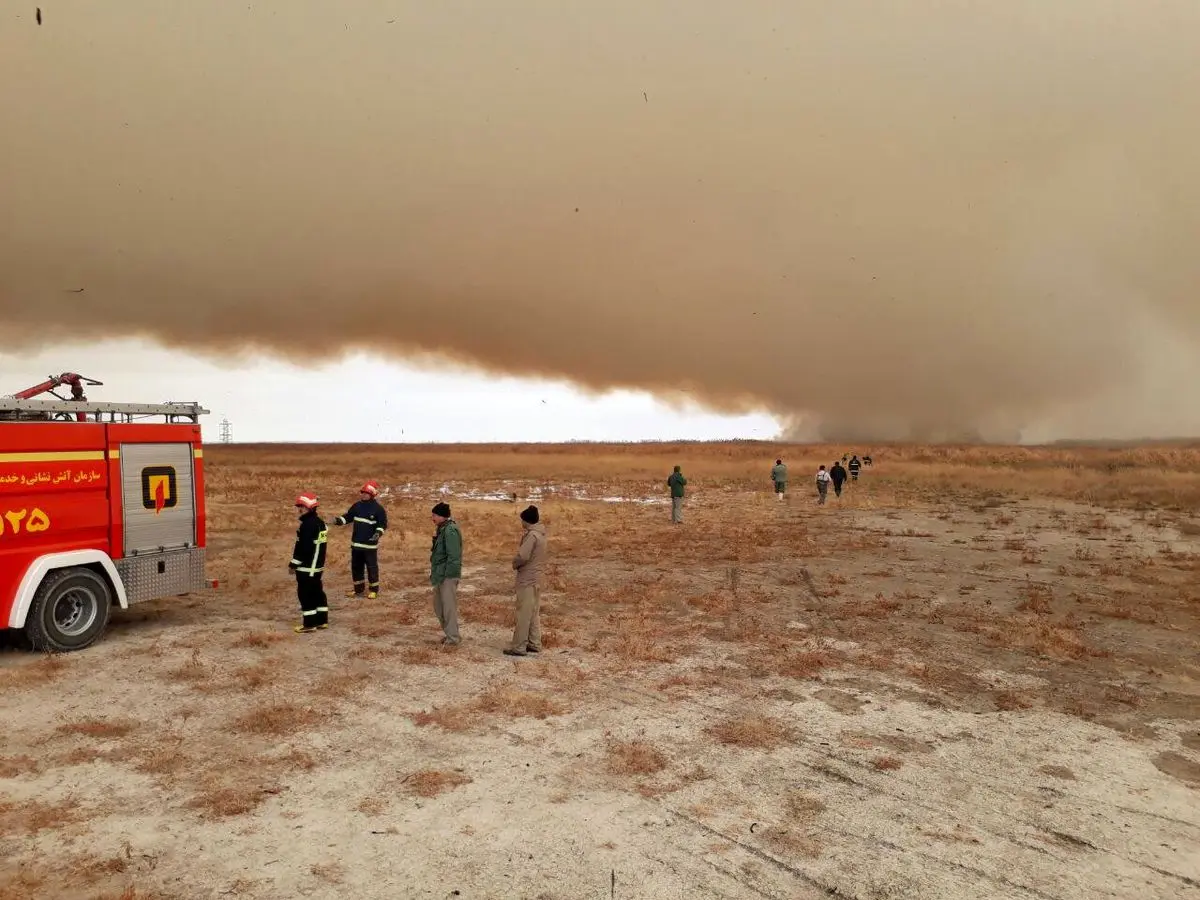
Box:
[432,502,451,517]
[520,505,539,524]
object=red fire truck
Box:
[1,382,214,652]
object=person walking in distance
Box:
[815,465,832,505]
[429,502,463,645]
[770,458,788,501]
[333,480,388,599]
[830,459,848,498]
[667,465,687,523]
[848,454,862,482]
[289,493,329,633]
[504,505,547,657]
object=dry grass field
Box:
[2,441,1200,899]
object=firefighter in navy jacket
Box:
[289,493,329,633]
[333,480,388,599]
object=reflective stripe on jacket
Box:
[335,498,388,549]
[291,511,328,576]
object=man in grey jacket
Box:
[504,505,547,657]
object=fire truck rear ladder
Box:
[0,399,209,423]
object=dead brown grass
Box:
[605,739,668,776]
[167,648,208,683]
[93,887,173,900]
[309,862,347,884]
[314,670,371,700]
[474,684,567,720]
[356,796,388,816]
[757,827,822,859]
[56,718,137,740]
[186,785,271,819]
[8,440,1199,891]
[231,701,321,736]
[784,793,828,819]
[409,679,567,732]
[706,715,793,750]
[1016,582,1053,615]
[0,754,38,778]
[349,620,395,639]
[404,770,472,798]
[231,662,275,692]
[231,630,291,649]
[0,797,79,834]
[0,653,68,690]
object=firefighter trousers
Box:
[350,548,380,594]
[296,574,328,627]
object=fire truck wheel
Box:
[26,568,113,653]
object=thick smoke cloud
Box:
[2,1,1199,440]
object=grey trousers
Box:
[433,578,460,642]
[817,482,828,505]
[508,585,542,652]
[671,497,684,523]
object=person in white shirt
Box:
[815,465,832,505]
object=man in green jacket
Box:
[667,465,687,523]
[770,458,788,501]
[429,502,462,645]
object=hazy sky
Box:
[2,2,1198,442]
[0,342,779,443]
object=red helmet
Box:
[360,481,380,497]
[295,493,319,510]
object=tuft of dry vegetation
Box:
[403,770,473,798]
[0,798,80,835]
[186,785,271,819]
[757,827,822,859]
[605,739,668,776]
[0,654,68,690]
[231,701,321,736]
[309,862,347,884]
[56,718,137,740]
[784,793,828,819]
[706,715,793,750]
[231,630,291,649]
[0,755,39,778]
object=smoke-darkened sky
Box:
[3,1,1199,441]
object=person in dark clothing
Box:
[289,493,329,633]
[863,454,873,467]
[333,480,388,599]
[830,460,848,497]
[848,455,862,482]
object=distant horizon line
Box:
[203,436,1200,449]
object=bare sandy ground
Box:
[2,445,1198,899]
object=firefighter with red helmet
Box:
[289,493,329,632]
[333,480,388,599]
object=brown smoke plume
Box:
[3,1,1199,440]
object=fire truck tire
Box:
[25,568,113,653]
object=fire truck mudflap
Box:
[0,398,213,652]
